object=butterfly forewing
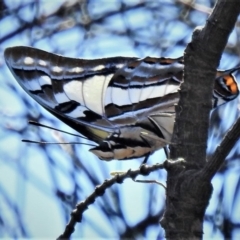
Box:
[4,46,239,160]
[5,47,137,142]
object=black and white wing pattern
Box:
[4,46,239,160]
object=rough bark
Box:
[161,1,240,239]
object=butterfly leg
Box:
[164,146,170,159]
[141,153,150,165]
[141,143,169,165]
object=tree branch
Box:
[163,1,240,239]
[202,117,240,180]
[170,0,240,165]
[58,159,185,239]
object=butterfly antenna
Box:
[28,120,89,140]
[22,139,97,147]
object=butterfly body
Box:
[4,46,239,160]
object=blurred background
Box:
[0,0,240,239]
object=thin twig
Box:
[201,117,240,180]
[57,159,185,239]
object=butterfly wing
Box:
[5,46,239,160]
[214,67,239,106]
[89,56,184,159]
[4,46,138,144]
[104,56,183,139]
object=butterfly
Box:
[4,46,239,161]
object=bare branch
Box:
[171,0,240,165]
[176,0,212,14]
[202,117,240,180]
[57,160,185,239]
[164,1,240,239]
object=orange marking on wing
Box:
[224,75,238,94]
